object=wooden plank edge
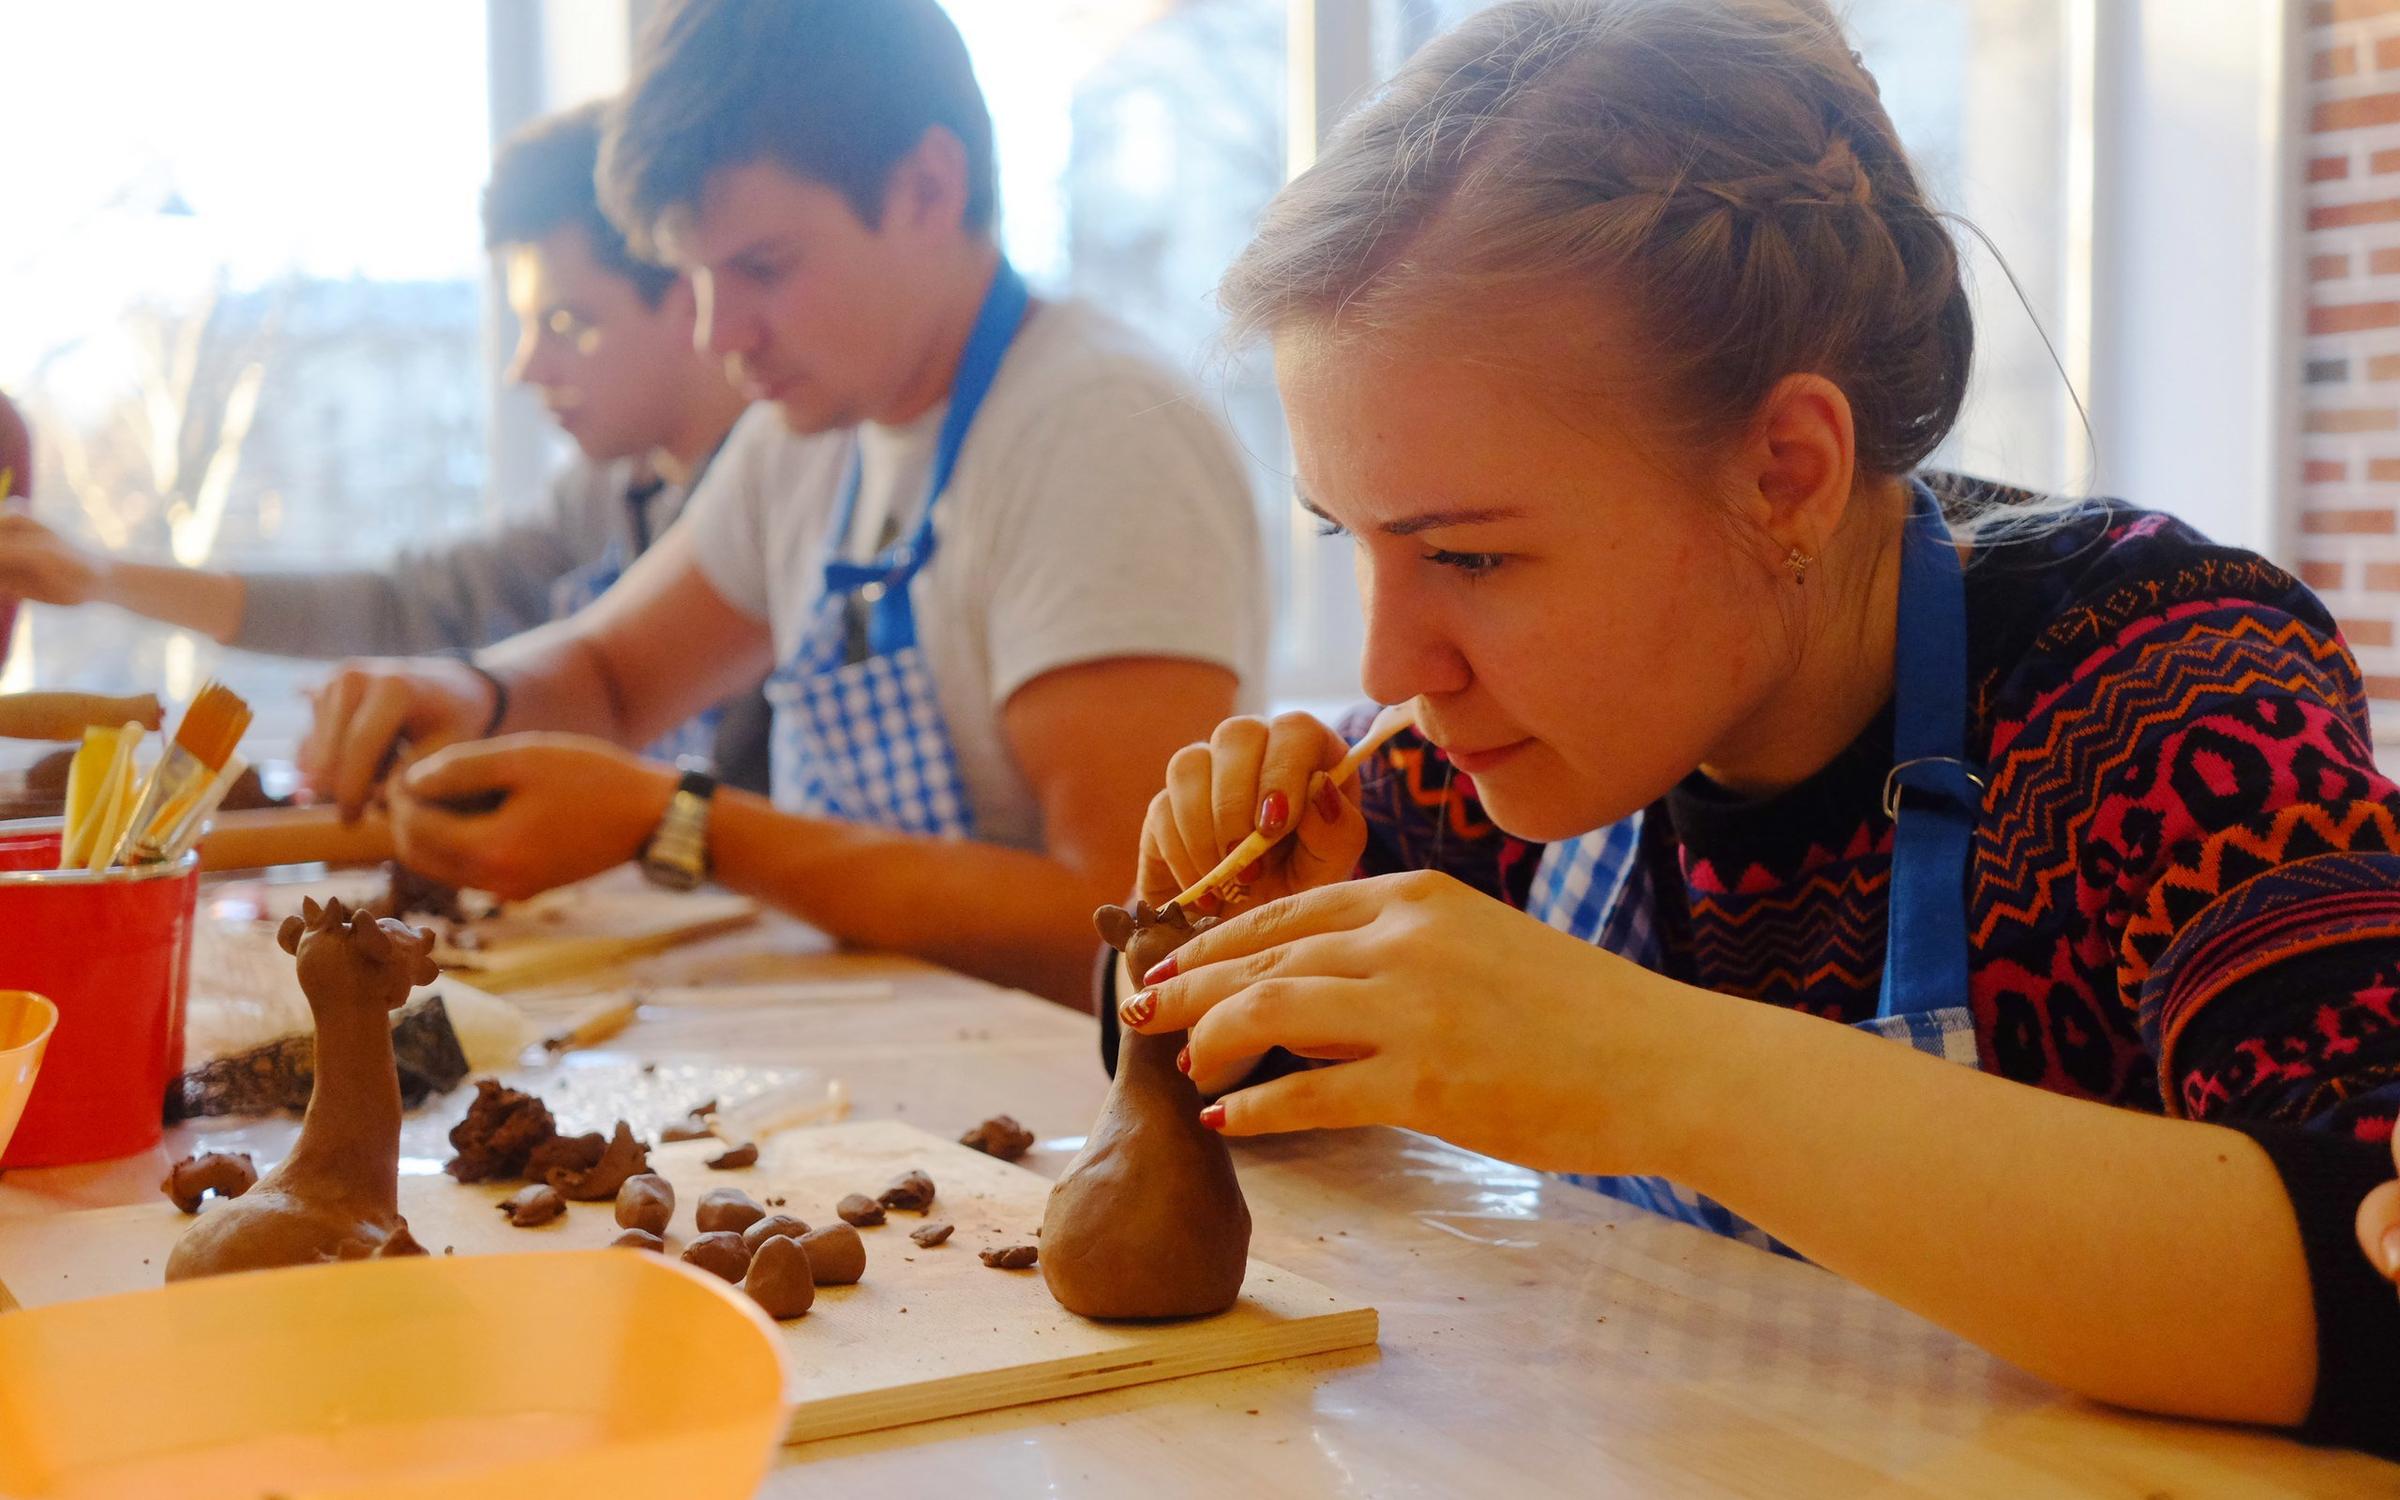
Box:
[447,909,762,993]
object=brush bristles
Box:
[173,681,252,772]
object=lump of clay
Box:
[610,1228,666,1252]
[696,1188,766,1235]
[744,1234,816,1320]
[161,1151,258,1213]
[660,1098,716,1143]
[836,1193,885,1227]
[981,1244,1039,1270]
[910,1221,954,1249]
[547,1121,649,1201]
[166,899,440,1281]
[523,1130,604,1183]
[1040,901,1251,1319]
[682,1231,751,1283]
[959,1114,1034,1161]
[741,1214,810,1254]
[378,1220,429,1257]
[444,1078,557,1183]
[877,1169,935,1213]
[797,1223,865,1286]
[705,1141,759,1170]
[615,1173,675,1236]
[499,1184,565,1228]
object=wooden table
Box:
[2,899,2393,1498]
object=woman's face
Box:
[1276,321,1793,841]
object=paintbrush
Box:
[110,681,252,867]
[1170,701,1420,913]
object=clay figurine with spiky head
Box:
[166,897,437,1280]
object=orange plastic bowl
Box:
[0,1249,792,1499]
[0,990,56,1161]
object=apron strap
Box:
[1877,481,1984,1022]
[822,258,1032,657]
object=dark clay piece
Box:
[705,1141,759,1170]
[659,1097,717,1142]
[522,1130,604,1183]
[836,1193,885,1227]
[981,1244,1039,1270]
[614,1172,675,1236]
[443,1078,557,1183]
[165,899,439,1280]
[743,1234,816,1319]
[609,1228,666,1252]
[547,1121,649,1200]
[499,1183,566,1228]
[161,1151,257,1213]
[1039,902,1251,1318]
[877,1168,935,1213]
[741,1214,811,1254]
[695,1188,767,1235]
[958,1114,1034,1161]
[377,1219,429,1257]
[910,1221,954,1249]
[797,1222,866,1285]
[681,1230,752,1283]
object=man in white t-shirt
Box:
[300,0,1265,1006]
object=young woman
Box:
[1116,0,2400,1455]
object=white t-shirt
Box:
[682,298,1267,851]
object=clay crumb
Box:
[958,1114,1034,1162]
[877,1168,935,1213]
[705,1141,759,1170]
[161,1151,257,1213]
[499,1183,566,1228]
[979,1244,1038,1270]
[836,1193,886,1227]
[909,1221,954,1249]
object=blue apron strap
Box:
[1877,481,1984,1022]
[821,259,1031,657]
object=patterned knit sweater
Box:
[1345,483,2400,1454]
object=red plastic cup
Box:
[0,830,198,1167]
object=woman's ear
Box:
[1733,373,1859,563]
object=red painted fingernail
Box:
[1312,777,1343,823]
[1143,955,1179,985]
[1257,790,1290,836]
[1119,990,1156,1028]
[1198,1102,1226,1131]
[1175,1045,1190,1074]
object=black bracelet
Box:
[442,650,509,737]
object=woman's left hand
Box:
[1118,870,1705,1172]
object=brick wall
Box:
[2305,2,2400,741]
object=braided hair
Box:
[1223,0,1973,486]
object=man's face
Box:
[502,225,698,462]
[659,160,949,434]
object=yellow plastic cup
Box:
[0,990,57,1161]
[0,1248,792,1499]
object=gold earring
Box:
[1783,547,1814,584]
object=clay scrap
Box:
[443,1079,557,1183]
[909,1221,954,1249]
[546,1121,649,1200]
[836,1193,885,1227]
[161,1152,257,1214]
[498,1183,565,1228]
[958,1114,1033,1161]
[876,1169,935,1213]
[705,1141,759,1170]
[980,1244,1039,1270]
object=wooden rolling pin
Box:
[0,692,164,742]
[6,804,395,871]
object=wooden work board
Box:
[0,1119,1377,1445]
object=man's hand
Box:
[389,733,677,900]
[299,657,499,820]
[0,511,103,606]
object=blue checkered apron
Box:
[1561,483,1985,1255]
[763,260,1030,840]
[551,540,722,768]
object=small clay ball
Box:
[681,1231,752,1283]
[499,1183,566,1228]
[705,1141,759,1170]
[836,1193,886,1227]
[959,1114,1034,1161]
[910,1221,954,1249]
[798,1222,866,1286]
[742,1214,811,1254]
[609,1228,666,1252]
[877,1169,935,1213]
[161,1151,258,1213]
[696,1188,767,1235]
[614,1173,675,1236]
[980,1244,1039,1270]
[744,1234,816,1319]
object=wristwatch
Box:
[639,764,717,891]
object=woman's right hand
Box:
[0,511,103,607]
[1137,712,1370,914]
